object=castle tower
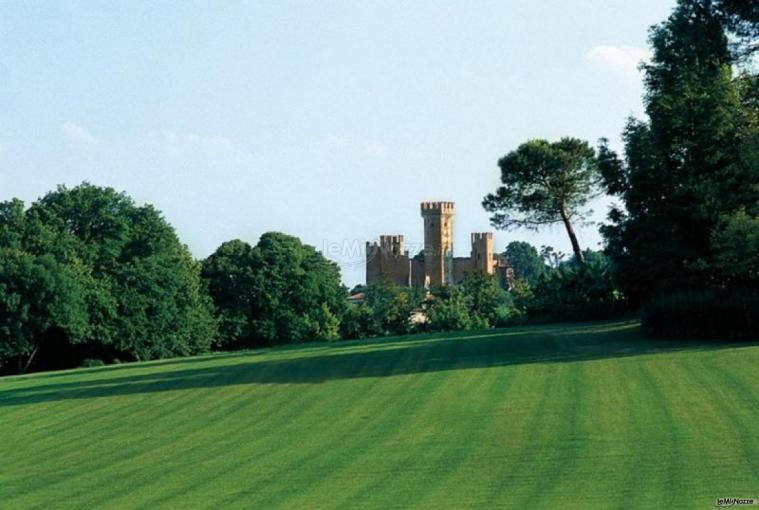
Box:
[470,233,495,274]
[421,201,455,286]
[366,235,411,286]
[380,235,405,256]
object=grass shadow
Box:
[2,320,757,407]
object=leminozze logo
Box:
[716,497,758,507]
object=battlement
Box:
[470,232,493,242]
[379,235,406,255]
[367,236,407,257]
[366,236,411,286]
[420,201,455,215]
[379,234,404,245]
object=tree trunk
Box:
[21,345,40,374]
[559,206,585,264]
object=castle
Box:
[366,201,511,287]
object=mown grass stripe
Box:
[1,321,757,509]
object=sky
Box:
[0,0,676,287]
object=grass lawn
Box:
[1,320,758,509]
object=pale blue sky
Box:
[0,1,675,286]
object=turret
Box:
[420,201,455,286]
[470,232,495,274]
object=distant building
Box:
[366,201,511,287]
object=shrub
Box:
[526,258,627,321]
[426,289,471,331]
[80,358,105,368]
[641,290,759,340]
[342,281,424,338]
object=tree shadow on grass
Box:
[1,321,756,407]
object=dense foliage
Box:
[200,240,258,349]
[426,273,511,331]
[503,241,547,283]
[203,233,347,347]
[641,290,758,340]
[598,0,758,305]
[341,273,511,338]
[525,253,625,321]
[340,281,424,339]
[0,184,216,373]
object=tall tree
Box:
[483,138,598,264]
[598,0,758,303]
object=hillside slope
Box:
[2,321,758,509]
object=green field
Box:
[2,320,758,509]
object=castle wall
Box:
[366,242,383,285]
[452,257,472,284]
[366,235,411,286]
[410,257,427,288]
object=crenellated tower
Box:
[421,201,455,286]
[470,232,495,274]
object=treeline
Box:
[0,182,590,373]
[483,0,758,339]
[0,184,530,374]
[0,184,363,373]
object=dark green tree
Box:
[502,241,547,283]
[598,0,758,303]
[483,138,598,264]
[245,232,346,345]
[203,234,348,347]
[711,209,759,284]
[425,286,472,332]
[0,183,217,370]
[355,280,423,337]
[528,257,623,320]
[459,272,510,327]
[0,250,90,372]
[201,240,258,349]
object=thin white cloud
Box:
[61,122,98,145]
[154,130,244,158]
[586,45,651,79]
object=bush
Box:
[426,288,471,331]
[341,281,424,339]
[526,258,627,321]
[80,358,105,368]
[641,290,759,340]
